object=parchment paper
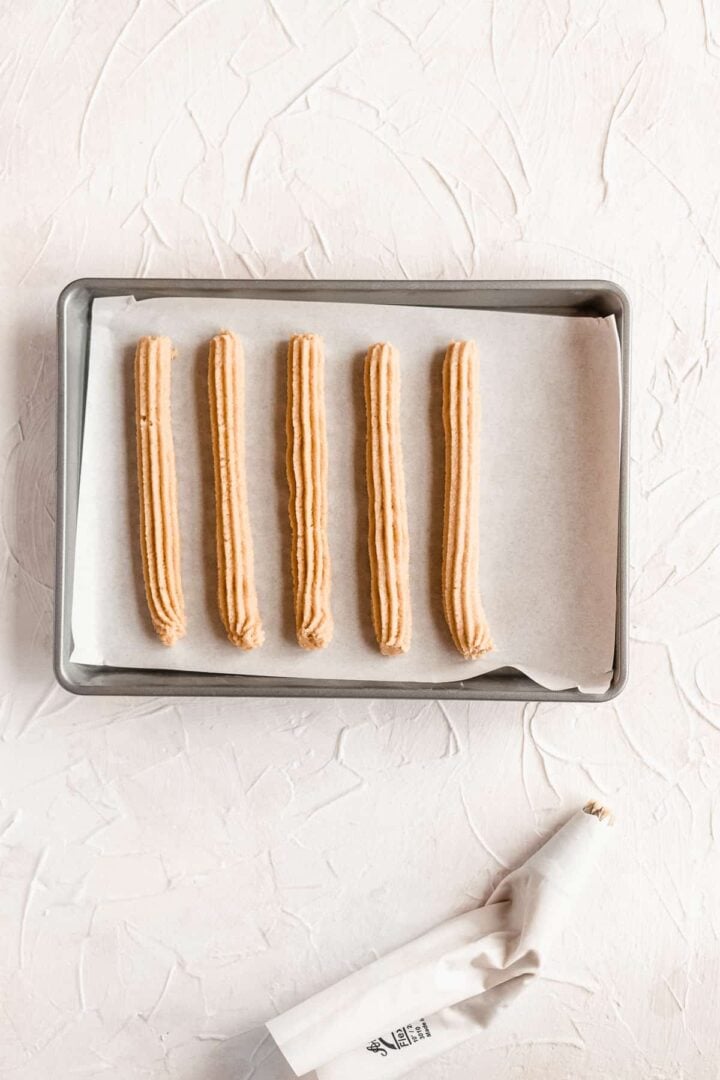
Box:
[70,296,621,692]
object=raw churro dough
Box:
[442,340,493,659]
[135,335,186,645]
[208,331,264,649]
[286,333,333,649]
[365,342,411,655]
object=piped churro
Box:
[442,340,493,659]
[287,333,332,649]
[209,331,263,649]
[365,342,411,655]
[135,335,186,645]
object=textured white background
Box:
[1,1,719,1078]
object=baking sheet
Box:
[70,296,620,692]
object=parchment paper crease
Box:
[71,296,620,692]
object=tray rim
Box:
[55,277,630,702]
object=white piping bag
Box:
[267,802,614,1080]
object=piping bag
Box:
[266,801,614,1080]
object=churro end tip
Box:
[380,641,410,657]
[290,331,322,346]
[159,623,186,647]
[229,625,265,651]
[461,639,494,660]
[138,334,175,352]
[297,626,333,651]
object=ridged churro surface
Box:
[286,333,333,649]
[365,343,411,655]
[208,331,264,649]
[442,340,493,659]
[135,335,186,646]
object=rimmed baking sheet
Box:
[68,292,621,694]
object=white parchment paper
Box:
[70,296,620,692]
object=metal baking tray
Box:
[55,278,629,701]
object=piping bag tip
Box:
[583,799,615,826]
